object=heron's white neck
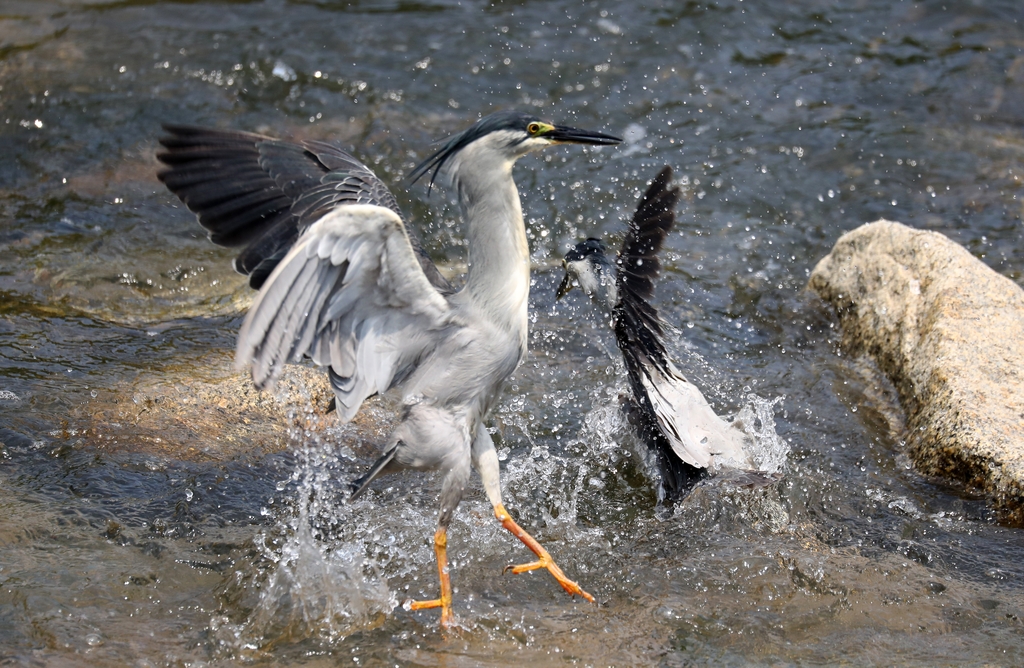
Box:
[450,147,531,339]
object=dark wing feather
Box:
[613,166,680,375]
[612,168,750,499]
[620,393,707,500]
[156,125,451,293]
[611,167,699,499]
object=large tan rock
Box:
[809,219,1024,524]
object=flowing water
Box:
[2,0,1024,665]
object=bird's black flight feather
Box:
[613,165,679,379]
[611,167,706,498]
[156,125,451,292]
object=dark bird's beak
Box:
[555,272,575,300]
[546,124,622,146]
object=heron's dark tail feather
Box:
[349,443,399,499]
[620,394,707,501]
[657,448,709,501]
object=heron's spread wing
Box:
[156,125,451,293]
[238,204,453,421]
[613,166,680,374]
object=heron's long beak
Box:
[546,125,622,146]
[555,272,575,300]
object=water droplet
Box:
[272,60,296,82]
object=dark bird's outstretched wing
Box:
[613,165,680,375]
[613,167,749,485]
[156,125,451,293]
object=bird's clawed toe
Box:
[404,597,455,628]
[493,504,596,604]
[502,555,597,603]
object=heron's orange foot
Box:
[403,598,455,628]
[503,555,597,604]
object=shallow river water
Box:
[2,0,1024,665]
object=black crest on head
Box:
[408,110,541,191]
[565,237,608,263]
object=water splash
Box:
[499,433,598,539]
[214,423,397,654]
[676,474,792,535]
[732,394,790,475]
[492,385,633,547]
[243,501,396,647]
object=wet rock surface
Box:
[68,357,394,462]
[809,219,1024,524]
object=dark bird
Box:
[557,166,751,501]
[157,111,621,627]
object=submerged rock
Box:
[809,219,1024,524]
[72,356,395,462]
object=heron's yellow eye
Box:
[527,122,542,135]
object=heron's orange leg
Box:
[404,527,455,628]
[494,503,596,604]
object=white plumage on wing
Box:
[641,363,750,470]
[237,204,452,421]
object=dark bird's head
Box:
[409,110,621,192]
[556,237,617,307]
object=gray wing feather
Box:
[237,205,451,421]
